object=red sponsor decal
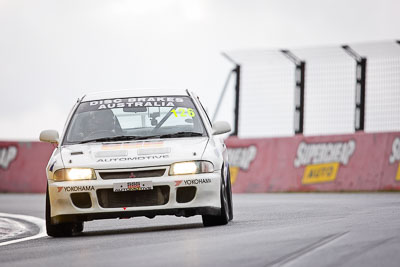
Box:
[175,180,183,186]
[57,187,63,192]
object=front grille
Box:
[99,169,165,180]
[96,186,170,208]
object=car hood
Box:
[60,137,209,170]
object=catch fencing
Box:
[220,40,400,192]
[217,40,400,137]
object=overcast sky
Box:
[0,0,399,140]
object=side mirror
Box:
[40,130,59,144]
[212,121,231,135]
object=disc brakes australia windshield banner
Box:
[226,131,400,193]
[0,142,54,193]
[80,96,190,112]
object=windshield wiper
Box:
[77,132,203,144]
[77,135,145,144]
[159,132,204,138]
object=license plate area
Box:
[113,181,153,192]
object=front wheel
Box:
[226,166,234,221]
[45,185,83,237]
[202,169,230,227]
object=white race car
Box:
[40,89,233,237]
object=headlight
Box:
[53,168,96,181]
[169,161,214,175]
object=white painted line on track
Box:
[0,212,47,247]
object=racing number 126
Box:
[171,108,195,117]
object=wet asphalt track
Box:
[0,193,400,267]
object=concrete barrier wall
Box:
[0,142,53,193]
[1,131,400,193]
[226,131,400,192]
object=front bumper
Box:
[48,172,222,224]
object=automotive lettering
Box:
[97,154,169,162]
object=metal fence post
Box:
[221,53,241,136]
[342,45,367,131]
[281,50,306,134]
[233,65,241,136]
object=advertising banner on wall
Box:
[0,142,54,193]
[1,131,399,193]
[226,132,400,192]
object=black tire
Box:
[202,166,230,227]
[226,166,234,221]
[46,185,83,237]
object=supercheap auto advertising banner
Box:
[226,131,400,192]
[0,131,400,193]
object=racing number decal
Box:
[171,108,195,117]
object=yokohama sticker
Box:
[227,146,257,185]
[175,178,211,186]
[57,186,95,192]
[389,137,400,181]
[294,140,356,184]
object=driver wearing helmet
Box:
[84,109,120,139]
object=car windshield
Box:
[63,95,207,145]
